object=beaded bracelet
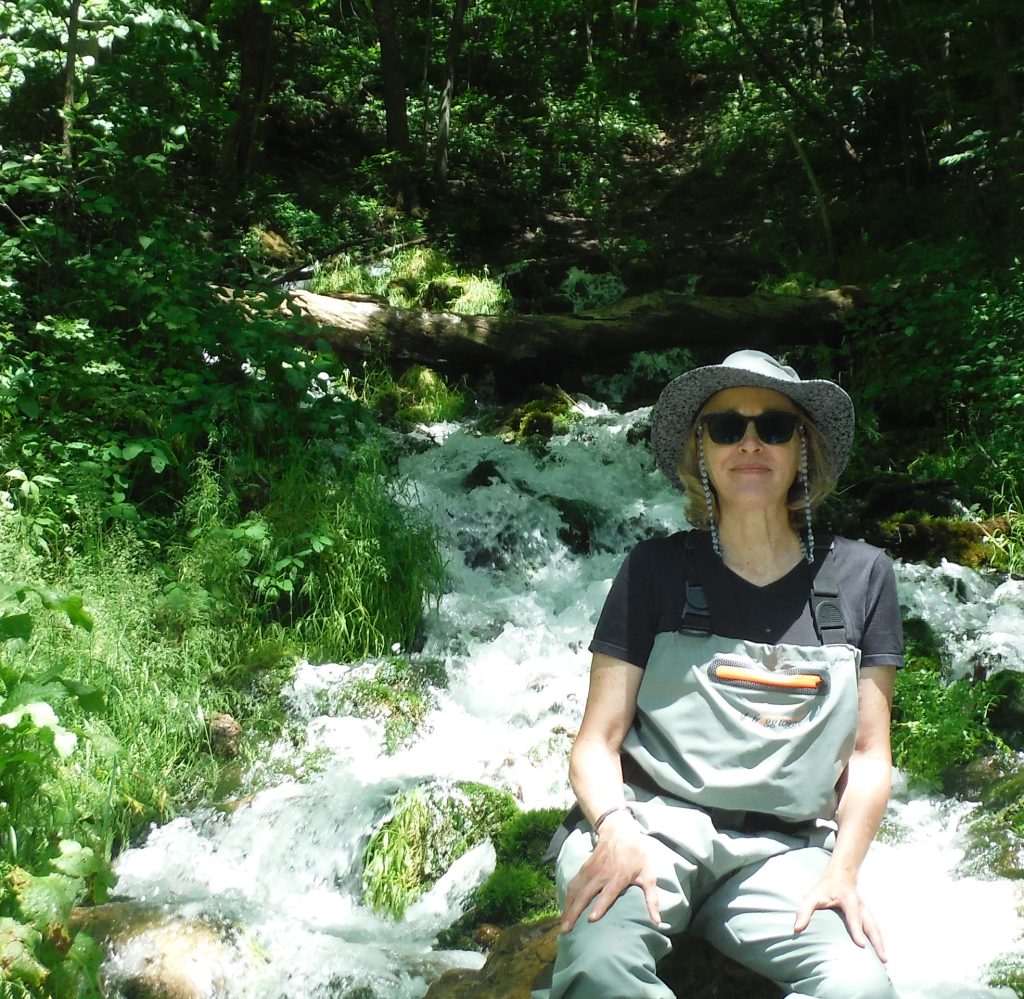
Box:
[593,804,633,834]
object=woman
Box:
[540,349,902,999]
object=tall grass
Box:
[0,428,446,874]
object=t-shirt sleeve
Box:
[589,542,661,668]
[859,549,905,669]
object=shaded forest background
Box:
[1,0,1023,994]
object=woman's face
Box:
[698,386,802,519]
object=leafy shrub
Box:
[891,661,1004,792]
[559,267,626,313]
[0,842,109,998]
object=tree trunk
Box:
[220,0,275,180]
[61,0,80,169]
[57,0,81,265]
[279,287,854,390]
[435,0,471,189]
[372,0,418,209]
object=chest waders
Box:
[545,536,861,861]
[620,534,861,828]
[538,540,898,999]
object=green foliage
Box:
[0,843,107,999]
[986,952,1024,999]
[0,581,97,862]
[162,440,444,667]
[583,348,696,406]
[559,267,626,313]
[846,254,1024,505]
[312,248,511,315]
[361,782,519,920]
[333,656,447,755]
[358,365,468,427]
[891,642,1005,792]
[471,861,557,925]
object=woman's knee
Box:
[549,893,673,999]
[790,949,898,999]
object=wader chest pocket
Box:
[708,657,830,696]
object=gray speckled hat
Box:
[651,349,855,492]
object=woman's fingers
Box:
[794,883,887,962]
[560,835,661,932]
[859,901,888,963]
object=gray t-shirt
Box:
[590,530,904,670]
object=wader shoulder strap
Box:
[676,532,849,644]
[678,532,712,635]
[810,538,848,645]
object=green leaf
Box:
[138,235,154,250]
[16,396,39,418]
[11,870,81,931]
[0,613,33,642]
[56,676,106,713]
[0,916,46,987]
[50,841,104,881]
[37,592,93,632]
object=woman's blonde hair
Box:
[677,405,836,530]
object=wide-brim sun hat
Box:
[651,349,855,492]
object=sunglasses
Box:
[700,410,801,446]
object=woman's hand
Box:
[560,810,662,933]
[794,666,896,963]
[793,870,887,962]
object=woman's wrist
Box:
[592,804,639,837]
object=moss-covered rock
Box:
[361,782,519,920]
[866,511,994,567]
[331,656,447,755]
[423,917,781,999]
[472,862,557,924]
[489,386,581,446]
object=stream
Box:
[105,397,1024,998]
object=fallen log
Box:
[281,287,855,388]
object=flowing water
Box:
[106,399,1024,998]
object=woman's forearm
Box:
[568,736,628,827]
[829,752,892,879]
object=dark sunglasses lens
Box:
[756,412,799,444]
[703,412,799,445]
[704,413,747,444]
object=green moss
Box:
[489,385,582,446]
[872,511,993,567]
[361,782,519,920]
[337,656,447,754]
[472,861,558,924]
[495,808,565,865]
[462,808,564,928]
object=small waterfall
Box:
[103,399,1024,998]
